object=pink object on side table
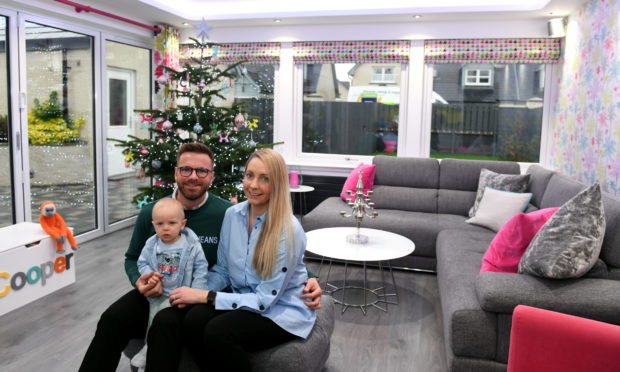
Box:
[289,171,299,188]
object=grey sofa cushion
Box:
[475,272,620,325]
[438,159,521,191]
[525,164,555,208]
[438,159,520,215]
[538,173,620,269]
[437,189,477,216]
[539,172,586,209]
[601,192,620,268]
[519,184,606,279]
[436,229,498,360]
[466,187,533,232]
[468,169,530,218]
[371,185,438,213]
[373,156,439,188]
[372,156,440,212]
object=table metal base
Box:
[317,258,400,315]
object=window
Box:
[302,63,400,156]
[230,64,275,145]
[371,66,396,84]
[105,41,151,225]
[462,66,494,87]
[25,22,96,235]
[431,63,545,162]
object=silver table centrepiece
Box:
[340,170,378,244]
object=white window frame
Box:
[429,63,555,169]
[371,66,396,84]
[282,61,408,173]
[462,66,494,87]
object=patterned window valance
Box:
[293,41,410,64]
[424,38,561,64]
[180,42,281,64]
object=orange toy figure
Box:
[39,201,77,254]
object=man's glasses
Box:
[175,166,213,178]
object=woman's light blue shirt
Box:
[207,201,316,339]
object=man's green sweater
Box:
[124,193,232,286]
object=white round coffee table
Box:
[306,227,415,315]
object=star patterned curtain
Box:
[424,38,562,64]
[292,40,410,64]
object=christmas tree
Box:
[111,25,267,207]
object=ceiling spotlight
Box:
[273,19,282,23]
[182,22,189,26]
[413,15,422,19]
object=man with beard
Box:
[80,143,322,371]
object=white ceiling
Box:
[51,0,589,30]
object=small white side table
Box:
[290,185,314,220]
[306,227,415,315]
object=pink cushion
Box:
[340,163,377,201]
[480,207,559,273]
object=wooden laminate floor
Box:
[0,227,448,372]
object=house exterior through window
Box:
[371,66,396,84]
[462,66,494,87]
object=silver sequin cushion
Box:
[519,183,606,279]
[469,169,530,218]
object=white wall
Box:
[182,19,549,43]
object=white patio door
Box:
[106,67,134,177]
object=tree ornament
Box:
[177,129,190,140]
[193,123,204,134]
[162,120,173,130]
[218,132,230,143]
[151,160,162,169]
[193,18,213,40]
[234,113,245,128]
[136,168,146,180]
[136,195,150,209]
[139,113,153,123]
[123,150,134,163]
[157,72,169,85]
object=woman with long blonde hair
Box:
[156,149,316,372]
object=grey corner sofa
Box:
[301,155,620,372]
